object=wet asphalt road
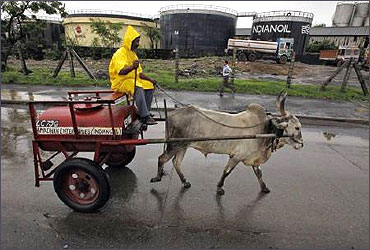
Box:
[1,106,369,249]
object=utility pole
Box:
[174,30,179,84]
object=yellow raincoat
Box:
[109,25,154,96]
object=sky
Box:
[58,1,344,27]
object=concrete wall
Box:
[62,16,158,49]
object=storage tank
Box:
[250,10,313,55]
[364,16,369,26]
[159,4,237,57]
[351,16,364,26]
[350,2,369,26]
[63,10,157,48]
[332,2,355,27]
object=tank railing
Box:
[255,10,314,19]
[24,14,63,22]
[160,4,238,16]
[66,9,155,19]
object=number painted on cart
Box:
[124,115,132,128]
[36,120,59,127]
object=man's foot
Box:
[219,93,223,97]
[142,116,157,125]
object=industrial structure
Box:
[62,10,158,49]
[332,2,369,27]
[21,2,370,58]
[251,10,314,55]
[159,4,238,57]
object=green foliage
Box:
[1,64,368,102]
[1,1,66,70]
[89,18,123,48]
[307,40,338,53]
[141,24,161,49]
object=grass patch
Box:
[2,66,368,101]
[2,67,109,87]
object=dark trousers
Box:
[219,76,235,94]
[134,87,154,118]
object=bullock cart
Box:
[28,90,291,212]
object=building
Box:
[309,26,369,48]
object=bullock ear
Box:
[277,121,288,129]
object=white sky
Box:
[60,1,345,27]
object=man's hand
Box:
[132,60,139,69]
[151,79,157,86]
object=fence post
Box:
[341,57,353,92]
[286,51,295,88]
[175,48,179,84]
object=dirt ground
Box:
[7,56,369,88]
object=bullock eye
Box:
[295,127,300,130]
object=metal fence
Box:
[255,10,314,19]
[66,9,155,19]
[160,4,238,16]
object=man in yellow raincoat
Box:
[109,25,157,125]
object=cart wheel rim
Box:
[62,169,100,205]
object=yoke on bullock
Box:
[151,91,304,195]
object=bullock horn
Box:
[276,90,285,112]
[280,92,288,117]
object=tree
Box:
[1,1,66,73]
[141,23,161,49]
[307,40,338,53]
[89,18,123,48]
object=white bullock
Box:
[150,92,303,195]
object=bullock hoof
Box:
[150,176,161,183]
[261,187,270,193]
[217,188,225,196]
[183,182,191,189]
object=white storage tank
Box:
[332,2,355,27]
[350,2,369,26]
[364,16,369,26]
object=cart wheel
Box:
[105,148,136,168]
[53,158,110,212]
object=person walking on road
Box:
[109,25,157,125]
[219,60,236,97]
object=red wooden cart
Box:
[29,90,285,212]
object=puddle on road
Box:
[1,89,67,102]
[323,131,336,141]
[303,128,368,147]
[1,108,33,166]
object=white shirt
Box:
[223,64,232,77]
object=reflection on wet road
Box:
[1,106,368,249]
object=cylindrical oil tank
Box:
[159,4,237,57]
[353,2,369,17]
[350,2,369,26]
[351,16,365,26]
[364,16,370,26]
[332,2,355,27]
[63,10,157,49]
[250,10,313,55]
